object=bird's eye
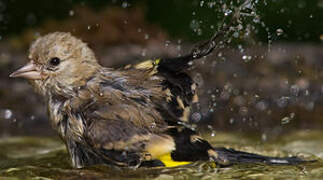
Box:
[49,57,61,66]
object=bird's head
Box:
[10,32,100,97]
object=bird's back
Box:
[123,58,200,125]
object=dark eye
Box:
[49,57,61,66]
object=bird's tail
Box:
[211,147,310,166]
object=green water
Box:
[0,131,322,180]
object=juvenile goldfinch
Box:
[10,32,305,168]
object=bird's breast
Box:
[48,96,86,142]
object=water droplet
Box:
[233,32,239,38]
[242,55,252,62]
[200,0,204,7]
[4,109,13,119]
[281,112,295,125]
[122,2,129,8]
[237,24,243,30]
[144,34,149,40]
[277,96,290,108]
[69,10,74,16]
[191,112,202,123]
[224,9,232,16]
[196,28,203,36]
[261,133,267,141]
[239,107,248,116]
[304,90,310,96]
[209,95,216,103]
[192,50,199,58]
[281,116,291,125]
[190,19,200,32]
[165,40,171,47]
[229,118,235,124]
[253,16,260,23]
[276,28,284,36]
[177,45,182,51]
[207,2,216,8]
[141,49,146,57]
[280,8,285,13]
[305,102,314,111]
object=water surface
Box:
[0,130,322,179]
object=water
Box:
[0,131,322,179]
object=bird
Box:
[10,31,306,169]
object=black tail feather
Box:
[213,147,310,166]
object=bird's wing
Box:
[122,59,200,124]
[76,68,209,167]
[80,98,184,167]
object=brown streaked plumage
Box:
[10,32,306,168]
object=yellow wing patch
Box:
[145,135,191,167]
[158,153,191,167]
[134,59,160,69]
[133,59,161,75]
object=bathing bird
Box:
[10,31,305,168]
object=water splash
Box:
[4,109,13,120]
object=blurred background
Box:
[0,0,323,141]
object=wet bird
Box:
[10,32,305,168]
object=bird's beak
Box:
[9,61,42,80]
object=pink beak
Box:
[10,61,42,80]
